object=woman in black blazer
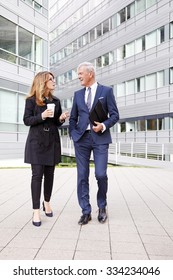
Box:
[23,71,68,227]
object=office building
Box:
[1,0,173,163]
[0,0,49,158]
[50,0,173,162]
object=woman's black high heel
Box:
[32,220,41,227]
[42,201,53,217]
[32,212,41,227]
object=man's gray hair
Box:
[77,62,96,74]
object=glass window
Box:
[158,118,164,130]
[170,67,173,84]
[146,30,157,49]
[117,45,125,61]
[136,0,146,14]
[157,70,164,87]
[136,76,145,92]
[117,83,125,97]
[102,53,109,67]
[147,119,157,130]
[158,26,165,44]
[126,41,135,57]
[24,0,33,5]
[67,70,72,81]
[96,24,102,38]
[127,3,135,20]
[146,73,156,90]
[96,56,102,68]
[0,16,16,54]
[72,40,78,52]
[35,35,42,65]
[72,69,77,80]
[82,33,88,46]
[170,117,173,129]
[57,49,64,61]
[137,120,145,131]
[111,14,117,29]
[78,37,83,48]
[109,52,114,65]
[58,75,64,86]
[120,122,126,132]
[18,94,25,123]
[147,0,157,8]
[170,22,173,39]
[127,79,135,95]
[117,8,126,25]
[34,1,42,12]
[103,19,109,34]
[0,90,17,123]
[90,28,95,42]
[18,27,32,61]
[0,49,17,63]
[64,44,73,56]
[136,36,145,53]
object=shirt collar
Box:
[86,82,98,91]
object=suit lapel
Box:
[91,83,103,110]
[79,88,87,109]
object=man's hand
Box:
[92,121,103,133]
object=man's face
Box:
[78,66,94,87]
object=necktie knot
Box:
[86,87,92,111]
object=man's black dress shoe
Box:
[78,214,91,225]
[98,208,107,223]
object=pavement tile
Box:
[74,250,111,260]
[76,239,110,252]
[0,228,20,247]
[111,240,147,255]
[0,247,38,260]
[112,253,149,260]
[35,249,74,260]
[0,165,173,260]
[144,243,173,256]
[41,238,77,251]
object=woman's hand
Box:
[42,109,54,119]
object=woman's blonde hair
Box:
[26,71,55,106]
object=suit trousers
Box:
[74,131,109,215]
[31,164,55,209]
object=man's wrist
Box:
[101,123,106,132]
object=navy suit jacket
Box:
[69,83,119,144]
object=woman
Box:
[23,71,68,227]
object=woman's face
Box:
[46,74,56,91]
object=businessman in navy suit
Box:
[69,62,119,225]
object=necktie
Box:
[86,87,92,111]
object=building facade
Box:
[0,0,49,159]
[50,0,173,161]
[1,0,173,162]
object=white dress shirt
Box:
[85,82,106,132]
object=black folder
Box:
[89,99,108,126]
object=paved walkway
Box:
[0,161,173,260]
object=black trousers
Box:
[31,164,55,209]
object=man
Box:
[69,62,119,225]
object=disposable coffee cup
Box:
[47,103,55,117]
